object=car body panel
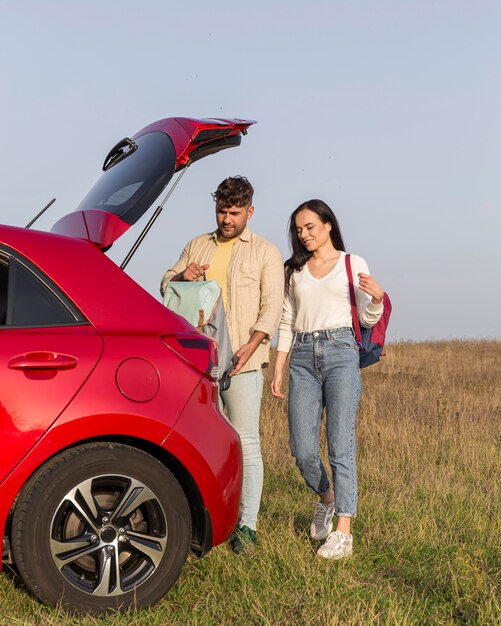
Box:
[162,381,243,545]
[49,209,129,249]
[0,325,103,483]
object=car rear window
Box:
[75,131,176,226]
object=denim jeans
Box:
[288,327,362,517]
[221,369,264,530]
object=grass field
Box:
[1,341,499,625]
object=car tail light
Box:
[161,333,219,381]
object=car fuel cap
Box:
[116,357,160,402]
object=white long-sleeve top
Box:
[277,251,384,353]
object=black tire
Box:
[11,442,191,614]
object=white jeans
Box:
[220,369,264,531]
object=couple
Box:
[161,176,385,560]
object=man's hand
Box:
[230,331,267,376]
[175,262,209,282]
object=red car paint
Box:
[0,117,253,607]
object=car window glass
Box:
[1,258,79,327]
[105,182,142,206]
[75,131,176,226]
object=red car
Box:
[0,117,254,613]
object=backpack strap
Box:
[345,253,363,347]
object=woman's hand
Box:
[271,369,285,398]
[358,272,385,304]
[271,351,288,398]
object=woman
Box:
[271,199,384,559]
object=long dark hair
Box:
[284,199,345,293]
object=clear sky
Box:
[1,0,499,341]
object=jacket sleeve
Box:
[160,241,191,296]
[353,255,384,328]
[277,277,296,353]
[250,244,285,342]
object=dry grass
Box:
[1,341,500,625]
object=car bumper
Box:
[162,378,243,547]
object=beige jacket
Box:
[161,226,284,373]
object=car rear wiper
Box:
[102,137,138,172]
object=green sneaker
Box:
[229,525,257,554]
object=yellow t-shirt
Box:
[205,235,236,310]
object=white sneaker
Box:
[317,530,353,559]
[310,501,335,540]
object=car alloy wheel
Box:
[12,443,191,614]
[49,474,168,596]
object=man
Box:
[161,176,284,553]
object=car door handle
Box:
[8,352,79,371]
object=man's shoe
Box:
[310,501,335,540]
[229,525,257,554]
[316,530,353,560]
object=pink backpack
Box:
[345,254,392,368]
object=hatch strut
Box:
[120,165,190,270]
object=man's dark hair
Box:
[212,176,254,209]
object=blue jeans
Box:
[221,369,264,531]
[288,327,362,517]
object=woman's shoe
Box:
[316,530,353,559]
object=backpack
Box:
[163,280,233,390]
[345,254,392,368]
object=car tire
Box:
[11,442,191,614]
